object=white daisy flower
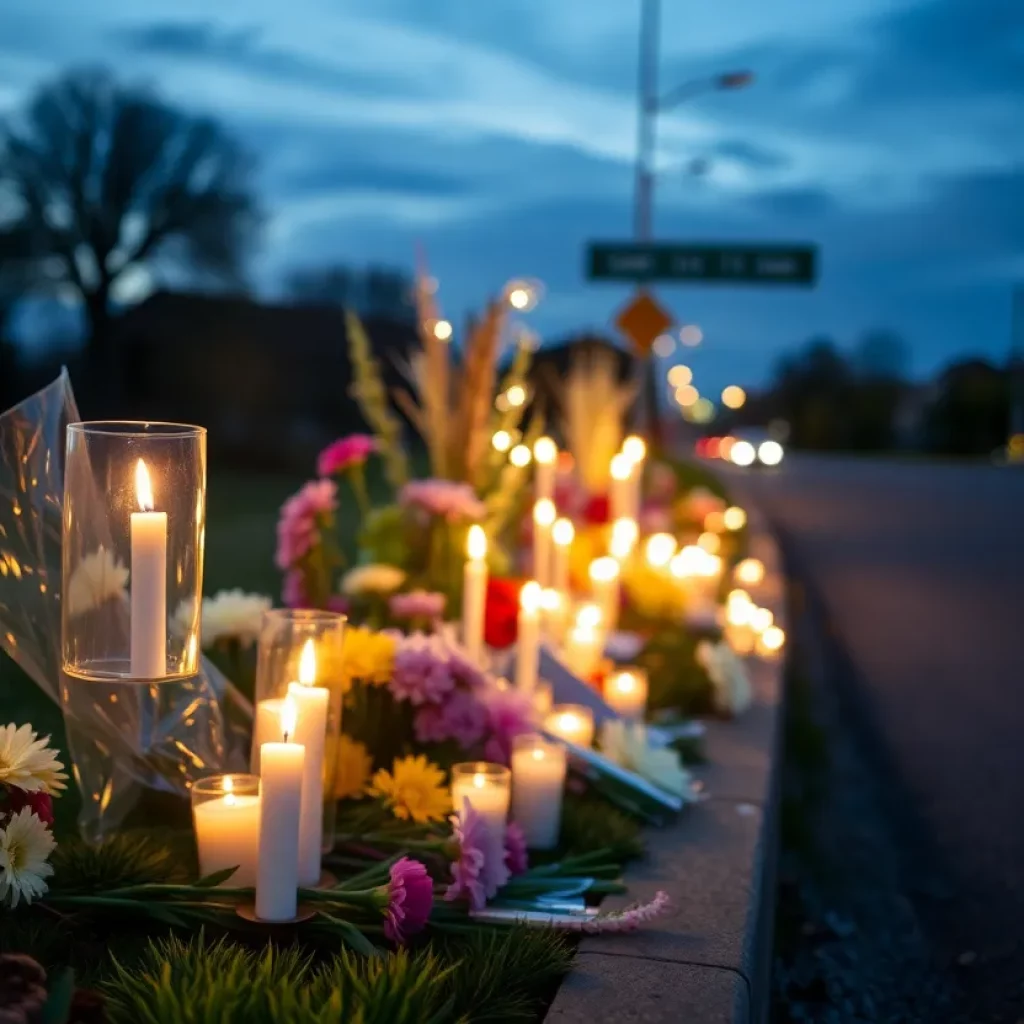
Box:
[599,720,694,801]
[340,564,406,597]
[0,724,68,794]
[65,546,129,617]
[697,639,753,716]
[173,590,272,649]
[0,807,56,907]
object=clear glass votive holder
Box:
[604,667,649,722]
[191,773,260,887]
[252,609,346,863]
[511,734,567,850]
[62,421,207,682]
[451,762,511,876]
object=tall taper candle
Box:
[515,581,542,692]
[609,453,631,523]
[288,639,329,887]
[256,697,304,922]
[462,524,488,662]
[130,459,167,678]
[533,436,557,503]
[532,499,556,587]
[589,556,620,634]
[552,517,574,596]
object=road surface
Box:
[733,454,1024,1019]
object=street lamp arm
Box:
[655,70,754,112]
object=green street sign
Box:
[587,242,817,286]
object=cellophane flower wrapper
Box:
[0,372,251,842]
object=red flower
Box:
[582,493,611,526]
[5,788,54,827]
[484,577,522,649]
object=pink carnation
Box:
[445,799,489,910]
[399,479,486,522]
[481,684,537,765]
[504,821,529,876]
[390,633,455,705]
[389,590,446,622]
[414,689,488,749]
[317,434,376,478]
[382,856,434,945]
[275,479,338,570]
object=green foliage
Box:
[559,794,644,863]
[358,504,410,567]
[439,927,575,1023]
[638,628,716,716]
[51,831,190,894]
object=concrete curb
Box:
[546,494,785,1023]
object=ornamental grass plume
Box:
[381,856,434,945]
[369,755,451,824]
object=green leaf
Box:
[193,865,239,888]
[40,967,75,1024]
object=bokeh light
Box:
[721,385,747,409]
[653,334,675,358]
[679,324,703,347]
[492,429,512,452]
[731,441,756,466]
[509,444,531,467]
[675,384,699,407]
[758,440,784,466]
[723,506,747,530]
[667,365,692,388]
[433,319,453,341]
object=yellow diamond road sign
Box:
[615,289,672,356]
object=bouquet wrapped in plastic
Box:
[0,372,250,841]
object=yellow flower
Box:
[341,626,397,690]
[332,734,373,801]
[369,755,450,823]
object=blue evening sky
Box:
[1,0,1022,393]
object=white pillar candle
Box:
[511,735,567,849]
[250,698,284,774]
[256,698,305,922]
[609,453,632,522]
[533,437,557,503]
[551,518,574,596]
[532,499,556,587]
[563,624,602,679]
[544,704,595,748]
[288,639,329,886]
[622,435,646,520]
[644,533,677,572]
[589,556,620,634]
[533,681,553,717]
[609,517,638,564]
[462,525,488,662]
[605,668,649,722]
[451,763,510,887]
[515,581,542,692]
[193,776,261,887]
[130,459,167,678]
[540,588,569,647]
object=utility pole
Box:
[1011,286,1024,442]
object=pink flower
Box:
[382,856,434,945]
[389,590,446,622]
[390,634,455,705]
[5,788,54,827]
[504,822,529,876]
[282,569,309,608]
[639,504,673,535]
[275,479,338,570]
[413,703,448,744]
[399,479,486,522]
[317,434,376,478]
[575,890,672,934]
[481,684,537,765]
[445,799,489,910]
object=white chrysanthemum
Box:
[0,807,56,907]
[341,563,407,597]
[599,720,693,800]
[697,640,753,716]
[65,546,129,616]
[174,590,272,649]
[0,724,68,794]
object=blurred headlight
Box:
[731,440,756,467]
[758,440,784,466]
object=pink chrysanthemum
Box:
[389,590,446,622]
[481,684,537,765]
[382,856,434,945]
[399,479,486,522]
[414,690,488,749]
[390,634,455,706]
[444,799,489,911]
[317,434,376,478]
[504,821,529,876]
[275,479,338,570]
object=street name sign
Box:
[587,242,817,286]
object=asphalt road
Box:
[731,454,1024,1019]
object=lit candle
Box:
[288,639,330,887]
[605,668,649,722]
[451,762,510,887]
[533,680,553,717]
[589,556,620,634]
[563,622,602,679]
[610,517,638,563]
[621,435,647,519]
[256,697,304,922]
[551,518,574,596]
[250,697,284,774]
[545,704,595,748]
[540,587,569,647]
[462,525,488,662]
[192,775,261,887]
[511,735,567,849]
[515,581,542,692]
[697,531,721,555]
[644,532,677,571]
[750,606,774,634]
[735,557,765,587]
[757,625,785,657]
[723,506,747,531]
[609,454,632,522]
[532,498,556,587]
[533,437,558,502]
[130,459,167,678]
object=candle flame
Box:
[467,524,487,560]
[472,773,486,789]
[281,696,298,741]
[552,518,574,546]
[612,672,637,693]
[135,459,154,511]
[622,435,647,463]
[576,603,602,629]
[533,436,557,464]
[540,587,562,612]
[533,498,556,527]
[223,776,234,794]
[532,747,545,761]
[589,556,619,583]
[609,453,631,482]
[520,580,542,612]
[298,638,317,686]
